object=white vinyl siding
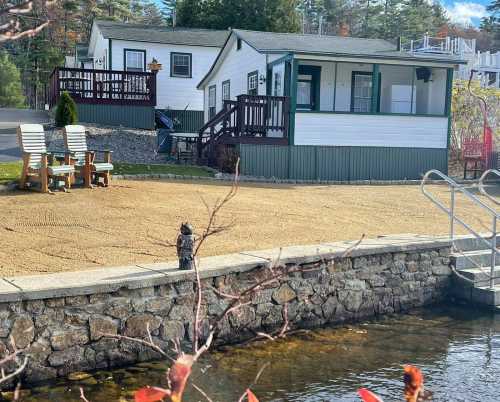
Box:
[110,40,220,110]
[294,113,448,148]
[202,36,282,121]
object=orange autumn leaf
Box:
[403,365,425,402]
[168,354,195,402]
[135,387,170,402]
[246,389,260,402]
[358,388,384,402]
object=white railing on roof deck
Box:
[401,35,476,57]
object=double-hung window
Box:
[222,80,230,103]
[171,52,192,78]
[247,71,258,95]
[124,50,145,72]
[208,85,216,119]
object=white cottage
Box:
[197,29,466,180]
[54,20,229,129]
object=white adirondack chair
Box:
[17,124,75,193]
[63,125,113,188]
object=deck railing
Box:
[198,94,290,164]
[49,67,156,107]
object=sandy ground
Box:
[0,179,495,276]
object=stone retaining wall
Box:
[0,235,452,386]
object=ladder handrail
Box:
[478,169,500,206]
[421,170,499,288]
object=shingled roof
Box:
[232,29,465,64]
[95,20,229,47]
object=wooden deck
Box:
[49,67,157,107]
[198,95,290,166]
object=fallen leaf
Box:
[358,388,384,402]
[134,386,170,402]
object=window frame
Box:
[247,70,258,95]
[208,85,217,119]
[350,71,373,113]
[170,52,192,78]
[222,80,230,103]
[273,71,282,96]
[123,49,146,72]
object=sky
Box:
[152,0,493,27]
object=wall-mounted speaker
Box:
[416,67,431,82]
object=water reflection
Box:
[14,306,500,402]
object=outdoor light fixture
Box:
[148,58,163,73]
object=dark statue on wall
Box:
[177,223,195,270]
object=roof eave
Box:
[100,35,225,48]
[197,31,236,89]
[291,51,467,65]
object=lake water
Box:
[12,305,500,401]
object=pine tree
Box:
[176,0,300,32]
[141,1,166,25]
[162,0,177,26]
[0,51,25,108]
[481,1,500,50]
[97,0,133,22]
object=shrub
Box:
[55,91,78,127]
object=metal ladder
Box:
[421,169,500,288]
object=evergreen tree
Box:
[141,1,166,25]
[0,51,25,108]
[55,92,78,127]
[176,0,300,32]
[97,0,133,21]
[162,0,177,26]
[481,1,500,50]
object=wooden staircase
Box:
[197,95,290,168]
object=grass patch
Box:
[113,163,214,177]
[0,161,21,184]
[0,161,214,185]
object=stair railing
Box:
[478,169,500,206]
[421,169,500,288]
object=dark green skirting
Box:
[160,109,204,133]
[76,104,155,130]
[240,144,448,181]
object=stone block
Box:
[50,327,89,350]
[104,299,131,320]
[25,300,45,314]
[432,265,452,276]
[322,296,338,319]
[338,290,363,312]
[48,345,85,367]
[89,316,119,341]
[9,315,34,348]
[65,296,88,306]
[124,314,161,338]
[160,320,185,341]
[168,304,193,322]
[272,284,296,304]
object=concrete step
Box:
[457,266,500,286]
[450,249,498,270]
[452,235,498,252]
[471,285,500,307]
